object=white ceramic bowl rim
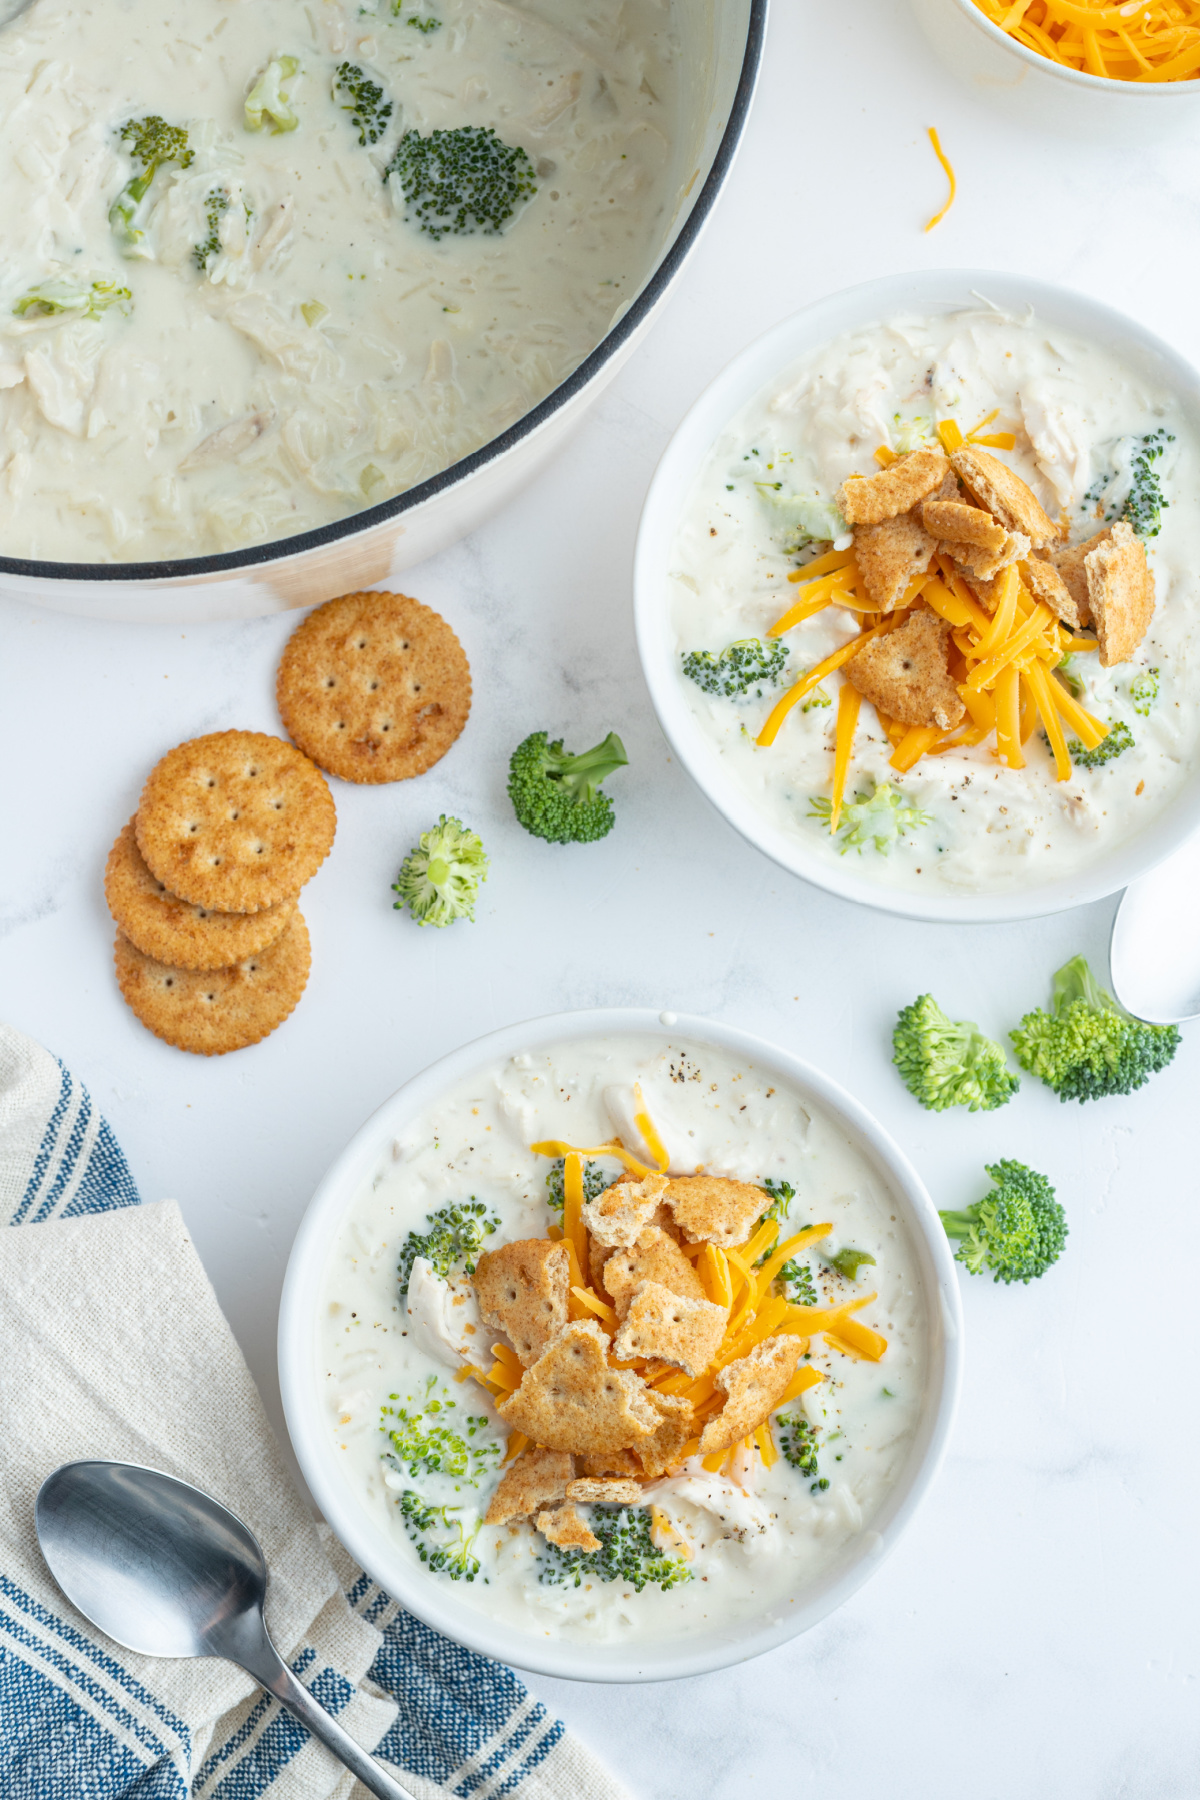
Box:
[946,0,1200,94]
[0,2,766,589]
[278,1006,964,1684]
[633,267,1200,924]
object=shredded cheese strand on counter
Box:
[924,127,957,231]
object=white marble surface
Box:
[3,1,1199,1793]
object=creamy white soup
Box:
[0,0,679,560]
[667,308,1199,897]
[317,1035,929,1643]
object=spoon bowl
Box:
[37,1460,267,1661]
[1110,831,1200,1026]
[37,1461,415,1800]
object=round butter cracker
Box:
[276,590,471,784]
[113,913,311,1056]
[105,818,295,970]
[136,731,335,913]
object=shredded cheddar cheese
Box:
[529,1136,653,1178]
[475,1142,893,1478]
[830,683,862,830]
[761,413,1110,798]
[632,1082,670,1171]
[972,0,1200,81]
[924,127,956,231]
[756,611,911,747]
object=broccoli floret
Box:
[753,486,846,553]
[891,413,937,453]
[1055,652,1086,700]
[826,1247,876,1281]
[398,1490,482,1581]
[939,1160,1066,1284]
[383,126,536,239]
[759,1176,795,1226]
[801,685,832,712]
[245,56,301,134]
[392,816,488,928]
[809,782,932,856]
[893,993,1019,1113]
[194,188,231,272]
[777,1414,827,1491]
[1123,430,1172,538]
[381,1376,501,1491]
[1083,430,1173,537]
[333,63,393,146]
[545,1157,610,1216]
[1069,720,1134,769]
[539,1505,691,1592]
[508,730,628,844]
[393,1,442,27]
[110,116,194,255]
[1130,667,1160,716]
[396,1199,498,1294]
[12,277,132,320]
[777,1258,818,1305]
[761,1183,820,1299]
[1011,953,1180,1104]
[682,639,788,700]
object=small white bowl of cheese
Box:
[909,0,1200,142]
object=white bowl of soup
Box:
[278,1007,962,1683]
[0,0,764,621]
[633,269,1200,924]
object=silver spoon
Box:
[1109,830,1200,1025]
[36,1460,416,1800]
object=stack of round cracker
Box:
[106,731,336,1055]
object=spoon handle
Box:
[246,1638,417,1800]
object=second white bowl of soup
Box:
[634,270,1200,923]
[278,1009,961,1682]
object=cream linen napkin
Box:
[0,1023,628,1800]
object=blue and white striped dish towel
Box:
[0,1023,627,1800]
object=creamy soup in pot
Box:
[0,0,680,561]
[317,1035,930,1643]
